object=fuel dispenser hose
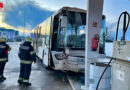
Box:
[116,11,130,41]
[96,11,130,90]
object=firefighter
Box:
[0,37,11,82]
[18,36,36,86]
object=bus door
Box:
[43,45,49,66]
[37,26,45,59]
[37,38,44,59]
[43,18,51,66]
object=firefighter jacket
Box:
[0,42,11,62]
[18,42,36,64]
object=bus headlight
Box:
[55,53,67,60]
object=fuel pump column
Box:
[112,11,130,90]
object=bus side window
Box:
[45,18,51,47]
[37,27,43,47]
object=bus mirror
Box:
[60,16,67,28]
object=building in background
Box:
[0,28,19,41]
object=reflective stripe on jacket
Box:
[23,79,29,83]
[20,60,32,64]
[0,58,8,62]
[30,51,35,55]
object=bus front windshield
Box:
[57,11,106,51]
[65,11,86,50]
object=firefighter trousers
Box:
[19,63,32,81]
[0,62,6,77]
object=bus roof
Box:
[32,7,86,31]
[53,7,86,16]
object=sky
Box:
[104,0,130,23]
[5,0,128,23]
[0,0,129,36]
[3,0,130,22]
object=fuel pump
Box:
[96,11,130,90]
[112,11,130,90]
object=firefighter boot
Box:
[1,76,6,80]
[18,77,23,85]
[0,77,4,82]
[18,79,23,85]
[23,82,31,86]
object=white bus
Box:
[32,7,106,73]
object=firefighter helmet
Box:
[0,37,6,42]
[25,36,32,42]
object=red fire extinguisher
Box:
[92,34,99,51]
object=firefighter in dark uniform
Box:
[18,36,36,86]
[0,37,11,82]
